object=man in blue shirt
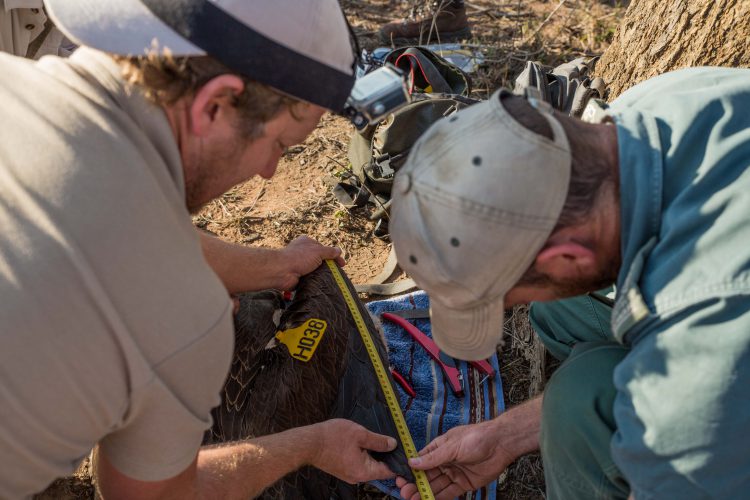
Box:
[390,67,750,499]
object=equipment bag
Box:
[388,46,471,95]
[345,92,478,199]
[336,46,477,215]
[333,46,478,295]
[513,56,607,117]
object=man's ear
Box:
[534,241,597,280]
[188,74,245,137]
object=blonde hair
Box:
[114,51,299,139]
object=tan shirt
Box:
[0,48,234,498]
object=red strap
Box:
[394,52,430,94]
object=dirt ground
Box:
[37,1,623,499]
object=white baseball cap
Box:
[44,0,356,111]
[390,89,571,361]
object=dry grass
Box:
[495,306,560,499]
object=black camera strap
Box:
[139,0,355,111]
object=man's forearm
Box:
[199,231,344,294]
[196,425,317,499]
[95,425,319,500]
[199,230,284,293]
[96,420,393,499]
[491,395,542,458]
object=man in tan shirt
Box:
[0,1,397,498]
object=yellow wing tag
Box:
[275,318,327,362]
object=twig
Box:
[468,10,531,19]
[326,155,348,168]
[465,1,519,8]
[246,180,267,213]
[520,0,566,45]
[217,197,231,218]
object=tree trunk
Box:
[597,0,750,99]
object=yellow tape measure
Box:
[325,260,435,500]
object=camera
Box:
[344,64,411,129]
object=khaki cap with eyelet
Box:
[390,89,571,361]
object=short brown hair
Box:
[114,52,299,140]
[500,94,616,288]
[500,93,614,230]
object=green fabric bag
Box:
[338,46,477,214]
[387,46,471,96]
[346,92,478,199]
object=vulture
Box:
[203,262,412,499]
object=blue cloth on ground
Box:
[366,291,505,499]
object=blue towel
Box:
[367,291,505,499]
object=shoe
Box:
[379,2,471,45]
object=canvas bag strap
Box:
[354,246,418,295]
[394,48,453,94]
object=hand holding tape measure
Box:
[325,260,435,499]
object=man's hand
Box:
[396,397,543,500]
[396,420,514,500]
[311,419,397,484]
[276,236,345,291]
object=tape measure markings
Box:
[325,260,435,500]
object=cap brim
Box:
[429,297,505,361]
[45,0,204,56]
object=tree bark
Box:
[597,0,750,99]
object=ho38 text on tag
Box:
[275,318,327,362]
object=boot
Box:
[379,1,471,45]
